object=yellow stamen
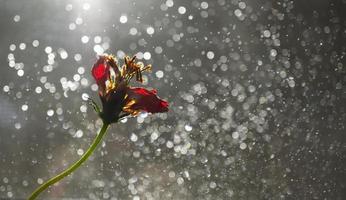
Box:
[123,99,136,109]
[103,54,153,92]
[142,64,152,72]
[105,54,118,66]
[123,99,140,116]
[105,79,116,94]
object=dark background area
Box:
[0,0,346,199]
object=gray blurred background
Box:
[0,0,346,199]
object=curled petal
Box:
[92,63,107,80]
[92,56,110,89]
[92,55,121,96]
[124,87,169,115]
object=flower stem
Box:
[28,123,109,200]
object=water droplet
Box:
[119,15,128,23]
[185,124,192,131]
[143,52,151,60]
[270,49,277,57]
[21,104,28,111]
[166,0,174,7]
[3,85,10,92]
[201,2,208,9]
[35,86,42,94]
[75,130,83,138]
[77,148,84,155]
[146,26,155,35]
[155,70,164,78]
[234,9,242,17]
[32,40,39,47]
[130,133,138,142]
[151,132,159,141]
[94,36,102,44]
[177,177,184,185]
[263,30,271,38]
[17,69,24,77]
[129,27,138,35]
[178,6,186,14]
[81,36,89,43]
[47,109,54,117]
[232,132,239,139]
[37,178,43,184]
[207,51,215,59]
[240,143,247,150]
[13,15,21,22]
[9,44,16,51]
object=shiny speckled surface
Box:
[0,0,346,199]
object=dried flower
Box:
[91,54,169,124]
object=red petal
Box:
[126,87,169,113]
[92,56,109,85]
[93,64,106,79]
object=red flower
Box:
[91,54,168,124]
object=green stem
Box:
[28,123,109,200]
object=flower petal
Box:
[92,56,109,86]
[125,87,169,114]
[92,55,123,97]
